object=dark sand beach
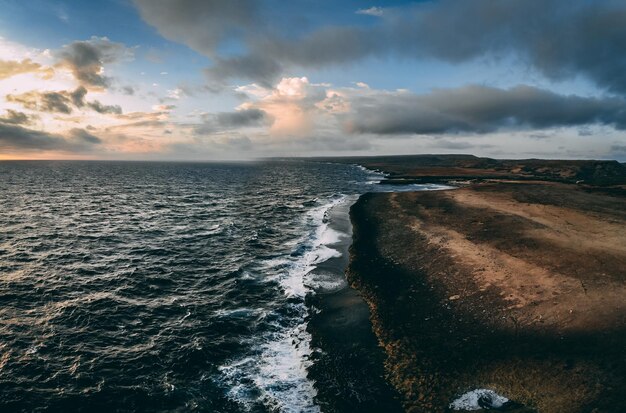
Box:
[334,156,626,413]
[306,196,403,413]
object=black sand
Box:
[306,197,402,413]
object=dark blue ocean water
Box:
[0,160,447,412]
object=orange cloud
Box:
[247,77,315,137]
[0,58,53,80]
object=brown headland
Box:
[331,155,626,413]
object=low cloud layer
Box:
[0,122,101,152]
[225,79,626,138]
[347,85,626,135]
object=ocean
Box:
[0,160,447,412]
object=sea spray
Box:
[217,195,348,412]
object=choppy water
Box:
[0,160,448,412]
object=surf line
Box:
[218,195,348,412]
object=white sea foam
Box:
[214,307,264,319]
[449,388,509,411]
[354,164,457,192]
[217,195,349,412]
[277,196,345,298]
[218,314,320,413]
[304,270,347,291]
[376,183,456,192]
[354,164,388,184]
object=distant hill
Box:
[312,154,626,186]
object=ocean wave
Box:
[0,160,400,411]
[376,183,456,192]
[353,164,388,185]
[216,195,349,412]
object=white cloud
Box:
[355,7,384,17]
[275,77,310,98]
[316,90,350,114]
[166,88,183,100]
[235,83,271,99]
[152,104,176,111]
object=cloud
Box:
[6,87,123,115]
[194,108,267,134]
[316,90,351,113]
[0,123,66,150]
[115,111,169,122]
[0,110,37,125]
[120,85,135,95]
[234,77,625,142]
[0,58,53,79]
[346,85,626,135]
[216,108,266,128]
[69,128,102,144]
[133,0,259,57]
[7,90,74,114]
[133,0,626,94]
[55,36,133,89]
[356,7,384,17]
[165,88,183,100]
[152,104,176,112]
[0,123,99,151]
[204,54,283,88]
[87,100,122,114]
[243,77,328,136]
[431,139,476,150]
[235,83,272,99]
[611,144,626,154]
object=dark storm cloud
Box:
[133,0,626,93]
[55,37,132,89]
[133,0,259,56]
[194,108,268,134]
[6,87,122,115]
[347,85,626,135]
[388,0,626,95]
[0,124,100,151]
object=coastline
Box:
[338,156,626,413]
[306,195,402,413]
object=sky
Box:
[1,0,626,160]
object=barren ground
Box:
[347,180,626,413]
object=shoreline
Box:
[306,196,402,413]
